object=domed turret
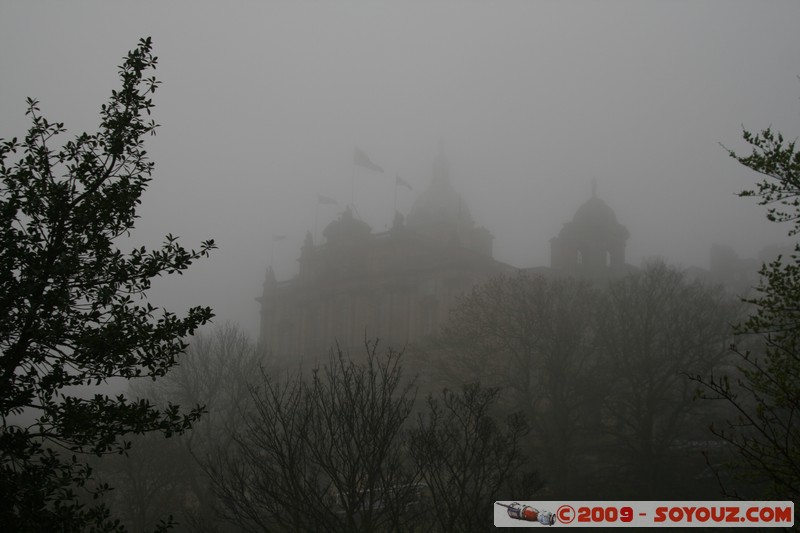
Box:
[322,207,371,246]
[575,180,617,220]
[569,181,629,242]
[551,180,629,275]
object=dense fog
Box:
[2,2,798,337]
[2,2,800,531]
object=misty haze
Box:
[1,2,799,531]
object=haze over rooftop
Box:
[2,1,798,336]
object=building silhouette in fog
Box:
[549,179,631,278]
[258,148,632,362]
[258,146,513,363]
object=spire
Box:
[591,178,597,197]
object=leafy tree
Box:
[693,126,800,500]
[0,38,215,531]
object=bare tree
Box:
[95,432,190,533]
[410,384,540,533]
[145,322,261,456]
[204,341,418,533]
[436,273,600,494]
[596,261,737,497]
[96,323,261,532]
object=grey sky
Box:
[2,1,799,337]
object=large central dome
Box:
[407,143,475,231]
[404,143,492,256]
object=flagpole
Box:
[270,238,274,268]
[351,161,356,209]
[393,176,398,216]
[314,202,319,243]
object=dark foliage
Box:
[0,38,215,531]
[692,125,800,500]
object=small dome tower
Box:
[550,180,629,276]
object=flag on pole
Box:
[317,194,338,205]
[272,234,287,241]
[395,175,412,191]
[353,147,384,173]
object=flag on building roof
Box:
[317,194,337,205]
[353,147,384,173]
[396,175,412,190]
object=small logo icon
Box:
[496,502,556,526]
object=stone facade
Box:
[258,148,511,364]
[258,153,635,364]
